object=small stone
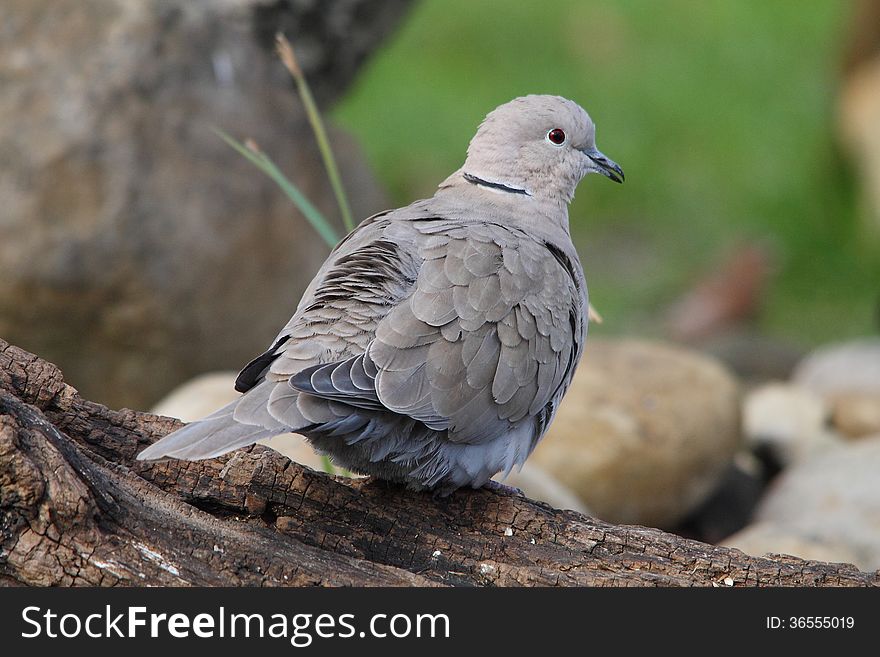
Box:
[793,339,880,397]
[830,393,880,439]
[742,383,838,466]
[503,527,513,537]
[431,550,441,558]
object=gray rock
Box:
[742,383,840,467]
[751,435,880,571]
[792,339,880,397]
[0,0,411,409]
[721,522,862,567]
[530,339,742,529]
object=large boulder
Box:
[531,339,742,528]
[745,435,880,571]
[0,0,412,408]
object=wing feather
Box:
[283,227,584,447]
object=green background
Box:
[334,0,879,345]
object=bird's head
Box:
[459,95,624,204]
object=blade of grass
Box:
[320,455,336,475]
[215,37,411,480]
[214,128,348,476]
[213,127,340,248]
[276,33,355,234]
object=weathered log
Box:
[1,338,877,587]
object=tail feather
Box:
[137,400,276,461]
[233,381,286,430]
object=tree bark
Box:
[1,338,876,587]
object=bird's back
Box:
[137,94,618,493]
[228,195,587,491]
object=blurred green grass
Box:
[334,0,880,345]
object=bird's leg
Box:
[482,479,525,497]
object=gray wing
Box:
[138,208,420,461]
[140,212,584,464]
[288,221,585,446]
[234,208,405,395]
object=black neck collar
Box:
[463,172,531,196]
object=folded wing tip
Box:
[135,444,167,461]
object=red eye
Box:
[547,128,566,145]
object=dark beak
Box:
[581,147,625,183]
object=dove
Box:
[137,94,624,494]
